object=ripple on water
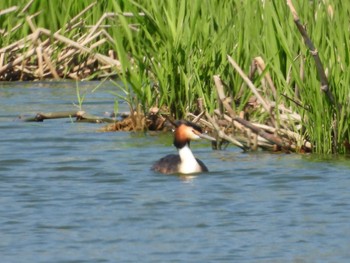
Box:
[1,85,350,262]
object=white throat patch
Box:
[177,144,201,174]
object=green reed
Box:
[2,0,350,153]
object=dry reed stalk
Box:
[27,16,60,79]
[205,112,248,151]
[36,28,121,68]
[212,109,244,133]
[0,53,4,68]
[70,2,97,25]
[233,117,286,149]
[253,57,277,100]
[42,50,60,79]
[187,113,213,129]
[227,55,271,113]
[252,122,311,150]
[36,45,44,78]
[0,48,36,75]
[0,8,129,80]
[3,23,23,37]
[1,5,128,80]
[196,98,205,113]
[20,0,34,14]
[0,6,18,16]
[213,75,235,117]
[287,0,339,153]
[98,29,115,44]
[0,33,35,54]
[212,109,271,147]
[15,65,31,75]
[214,109,312,151]
[191,111,206,124]
[211,57,311,152]
[286,0,335,106]
[87,37,107,49]
[213,75,246,132]
[121,12,145,17]
[72,58,96,72]
[80,31,104,46]
[85,13,117,40]
[57,47,80,63]
[206,110,276,151]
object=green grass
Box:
[1,0,350,153]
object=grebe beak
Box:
[197,132,216,141]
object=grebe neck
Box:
[177,144,201,174]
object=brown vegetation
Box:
[0,4,122,80]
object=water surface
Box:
[1,82,350,262]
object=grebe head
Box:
[173,120,215,148]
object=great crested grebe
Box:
[152,120,215,174]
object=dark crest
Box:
[174,120,203,133]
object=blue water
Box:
[1,82,350,262]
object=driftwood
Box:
[18,110,115,123]
[17,108,166,133]
[21,111,79,122]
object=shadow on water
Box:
[1,83,350,262]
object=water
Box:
[1,82,350,262]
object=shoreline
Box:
[1,1,348,154]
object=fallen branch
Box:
[18,110,116,123]
[19,111,79,122]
